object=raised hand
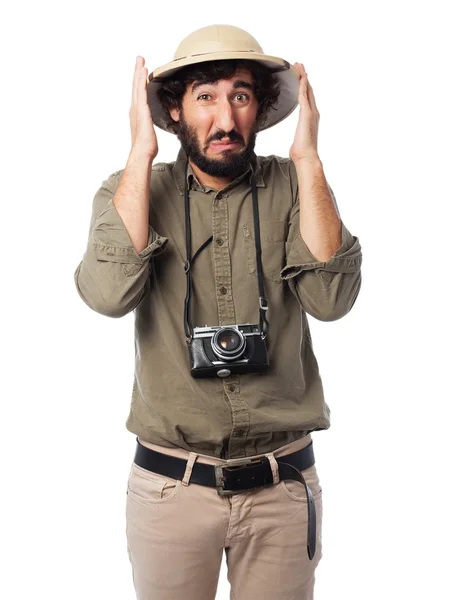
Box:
[289,62,320,164]
[129,56,158,160]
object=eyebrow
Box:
[190,79,254,95]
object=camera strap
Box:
[183,157,270,344]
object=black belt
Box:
[132,437,317,561]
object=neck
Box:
[188,159,234,191]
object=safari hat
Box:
[146,24,300,133]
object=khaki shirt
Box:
[74,145,362,459]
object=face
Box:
[170,68,259,178]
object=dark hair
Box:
[156,59,281,134]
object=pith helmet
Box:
[146,24,300,133]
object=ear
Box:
[169,106,180,123]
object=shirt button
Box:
[227,384,235,392]
[233,430,242,436]
[219,286,227,295]
[215,237,224,246]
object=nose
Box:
[214,97,236,134]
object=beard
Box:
[176,111,258,178]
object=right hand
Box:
[129,56,158,160]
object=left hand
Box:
[289,62,321,164]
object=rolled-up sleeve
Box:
[280,161,362,321]
[74,169,169,318]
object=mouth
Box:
[210,140,242,150]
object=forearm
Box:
[294,157,342,262]
[73,152,169,318]
[113,149,154,254]
[282,157,362,320]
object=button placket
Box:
[224,379,250,457]
[211,191,249,458]
[212,194,234,325]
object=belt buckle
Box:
[215,456,267,496]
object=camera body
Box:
[188,323,269,378]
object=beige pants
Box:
[125,434,323,599]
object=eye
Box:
[235,93,249,101]
[198,94,211,101]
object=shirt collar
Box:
[171,145,265,196]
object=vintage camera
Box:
[188,323,269,378]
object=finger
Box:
[295,63,310,110]
[306,79,318,113]
[303,70,318,114]
[298,72,311,112]
[300,63,318,114]
[132,56,142,106]
[137,63,148,107]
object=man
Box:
[74,24,362,600]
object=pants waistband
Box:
[136,434,313,467]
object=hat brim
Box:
[146,52,300,134]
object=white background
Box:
[2,1,469,598]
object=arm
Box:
[73,150,169,318]
[282,62,362,320]
[280,159,362,321]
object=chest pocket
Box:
[242,219,288,283]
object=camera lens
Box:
[211,327,246,361]
[218,330,240,351]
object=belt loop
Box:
[264,452,280,485]
[182,452,199,486]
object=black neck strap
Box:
[183,158,270,344]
